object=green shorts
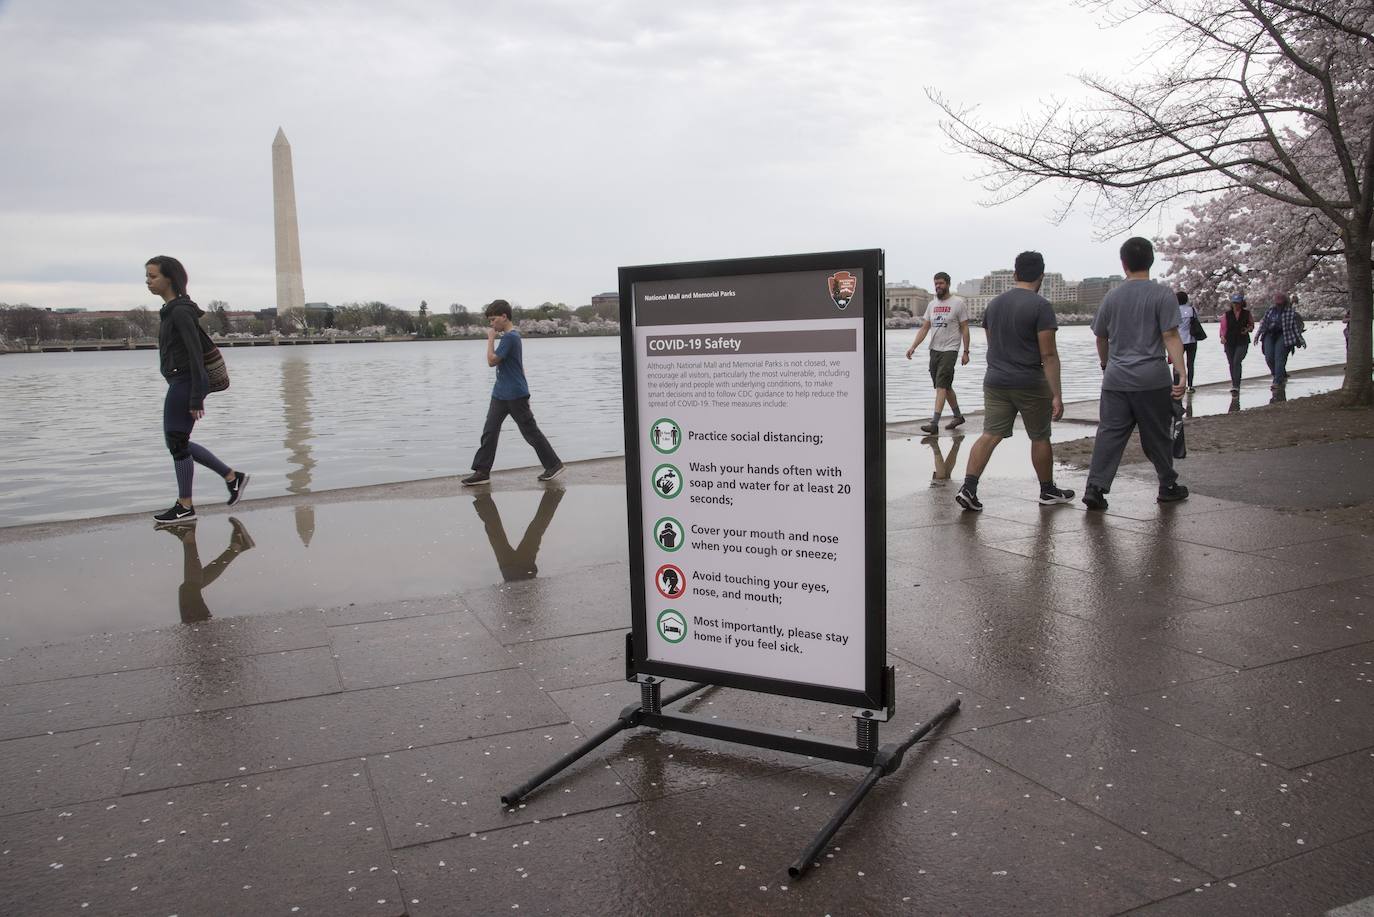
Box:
[929,349,959,389]
[982,382,1053,441]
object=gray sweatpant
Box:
[1086,387,1178,492]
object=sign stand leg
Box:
[499,674,706,807]
[787,697,961,878]
[501,656,961,878]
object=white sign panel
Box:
[630,266,872,694]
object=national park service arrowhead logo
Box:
[828,271,857,310]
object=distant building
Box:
[1077,276,1125,311]
[591,292,619,310]
[956,278,982,297]
[975,269,1072,304]
[885,281,932,315]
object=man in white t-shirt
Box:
[906,272,971,433]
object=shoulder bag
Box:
[1189,314,1207,341]
[198,325,230,393]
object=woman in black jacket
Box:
[147,255,248,524]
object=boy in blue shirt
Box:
[462,300,565,485]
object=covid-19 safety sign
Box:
[619,250,887,708]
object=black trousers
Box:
[1086,387,1178,492]
[471,396,561,473]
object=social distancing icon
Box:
[650,418,682,455]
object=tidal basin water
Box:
[0,323,1351,525]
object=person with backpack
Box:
[147,255,249,525]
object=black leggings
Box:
[164,378,230,498]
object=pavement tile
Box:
[122,668,569,793]
[462,562,633,645]
[887,578,1231,714]
[958,703,1374,877]
[961,564,1210,629]
[1127,645,1374,768]
[328,611,515,689]
[0,760,402,916]
[0,609,328,687]
[0,723,139,816]
[1084,488,1242,520]
[0,647,340,740]
[1248,533,1374,577]
[988,526,1334,605]
[1151,577,1374,668]
[1305,747,1374,805]
[505,629,628,692]
[315,594,471,627]
[367,723,638,848]
[393,742,1206,917]
[1107,505,1360,551]
[1125,830,1374,917]
[888,525,1035,581]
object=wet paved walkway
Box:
[2,410,1374,915]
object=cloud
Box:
[0,0,1167,310]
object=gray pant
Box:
[471,396,561,474]
[1086,387,1178,492]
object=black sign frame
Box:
[618,249,887,710]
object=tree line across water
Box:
[0,299,622,345]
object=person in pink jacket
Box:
[1218,292,1255,393]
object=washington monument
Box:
[272,127,305,314]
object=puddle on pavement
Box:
[0,486,627,648]
[886,433,1078,501]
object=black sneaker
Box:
[461,471,491,486]
[955,485,983,512]
[225,471,249,506]
[153,503,197,525]
[1038,484,1075,505]
[1158,483,1190,503]
[919,422,938,434]
[228,517,255,551]
[1082,486,1108,511]
[537,463,566,482]
[945,415,966,430]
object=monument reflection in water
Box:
[282,355,317,547]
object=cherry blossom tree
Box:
[1158,186,1349,313]
[930,0,1374,404]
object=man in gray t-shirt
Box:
[1083,237,1189,510]
[954,251,1074,513]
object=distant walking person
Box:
[1082,238,1188,511]
[462,300,565,485]
[955,251,1073,512]
[1219,292,1254,393]
[1176,291,1199,392]
[906,272,971,433]
[1254,292,1305,391]
[147,256,248,525]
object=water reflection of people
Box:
[922,433,965,486]
[159,517,255,623]
[471,488,565,581]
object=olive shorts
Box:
[929,349,959,389]
[982,382,1053,441]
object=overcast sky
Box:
[0,0,1176,311]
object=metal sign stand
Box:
[501,637,960,878]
